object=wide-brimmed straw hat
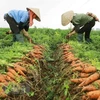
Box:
[61,10,74,26]
[26,7,41,21]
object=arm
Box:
[87,12,100,22]
[66,27,76,38]
[21,29,34,44]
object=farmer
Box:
[4,7,41,43]
[61,10,99,42]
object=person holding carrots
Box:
[61,10,99,43]
[4,7,41,43]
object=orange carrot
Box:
[14,67,26,77]
[94,80,100,85]
[97,96,100,100]
[67,57,78,61]
[6,72,16,79]
[34,54,44,59]
[73,66,97,73]
[79,72,100,87]
[86,90,100,99]
[63,48,72,51]
[72,66,83,72]
[62,51,69,55]
[82,84,97,92]
[0,88,7,98]
[82,66,97,73]
[63,53,74,59]
[14,64,26,72]
[33,50,43,55]
[70,60,82,66]
[5,75,14,81]
[71,62,84,67]
[81,95,88,100]
[7,67,18,76]
[0,75,6,82]
[64,52,73,56]
[60,44,71,49]
[33,45,44,51]
[70,78,86,83]
[79,72,90,78]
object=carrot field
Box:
[0,28,100,100]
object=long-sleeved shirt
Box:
[8,10,29,24]
[71,13,93,32]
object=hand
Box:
[66,34,71,39]
[6,31,10,34]
[5,30,12,34]
[29,21,33,26]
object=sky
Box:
[0,0,100,29]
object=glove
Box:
[19,22,24,30]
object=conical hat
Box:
[61,10,74,26]
[26,7,41,21]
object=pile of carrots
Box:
[0,45,44,98]
[61,43,100,100]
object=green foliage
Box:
[0,28,100,99]
[69,31,100,69]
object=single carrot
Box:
[5,75,14,81]
[65,57,79,63]
[0,75,6,82]
[33,50,43,55]
[66,54,74,58]
[72,66,83,72]
[70,60,82,66]
[64,52,73,56]
[70,78,86,83]
[79,72,100,87]
[73,66,97,73]
[82,84,97,92]
[81,95,91,100]
[63,48,72,51]
[97,96,100,100]
[63,53,74,59]
[82,66,97,73]
[60,44,71,49]
[0,82,8,86]
[86,90,100,99]
[33,45,44,51]
[79,72,90,78]
[0,88,7,98]
[62,51,69,55]
[94,80,100,85]
[71,62,84,67]
[29,52,36,58]
[34,54,44,59]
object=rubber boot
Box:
[85,38,92,43]
[12,34,17,42]
[15,34,24,42]
[77,34,83,42]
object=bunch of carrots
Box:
[61,44,100,100]
[0,45,44,98]
[22,45,44,64]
